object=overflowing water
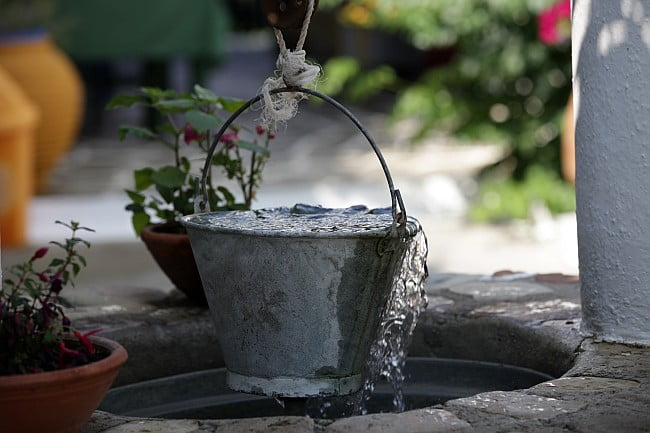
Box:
[363,225,429,412]
[307,224,429,417]
[185,204,407,236]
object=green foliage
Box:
[107,85,275,235]
[0,221,96,375]
[320,0,572,219]
[321,57,399,103]
[470,167,575,223]
[320,0,554,49]
[0,0,55,32]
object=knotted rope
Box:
[260,0,321,126]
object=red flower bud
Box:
[219,131,239,145]
[74,329,101,355]
[255,125,266,135]
[184,124,205,144]
[58,342,81,357]
[38,273,49,282]
[268,130,277,140]
[50,278,63,294]
[30,247,48,262]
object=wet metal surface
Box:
[182,205,420,397]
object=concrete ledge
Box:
[78,273,650,432]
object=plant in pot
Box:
[107,85,275,305]
[0,220,128,433]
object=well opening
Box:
[99,310,576,420]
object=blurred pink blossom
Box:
[538,0,571,45]
[183,124,204,144]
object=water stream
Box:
[305,223,428,418]
[363,225,429,413]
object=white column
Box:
[573,0,650,344]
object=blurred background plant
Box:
[317,0,574,222]
[0,0,55,33]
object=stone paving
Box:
[69,272,650,433]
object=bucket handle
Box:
[196,86,407,228]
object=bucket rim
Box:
[180,212,420,239]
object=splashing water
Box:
[307,224,428,417]
[184,204,401,236]
[362,226,428,413]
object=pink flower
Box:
[30,247,48,262]
[219,131,239,149]
[184,124,204,144]
[538,0,571,45]
[219,131,239,144]
[57,342,82,369]
[50,278,63,294]
[74,329,101,355]
[58,342,81,358]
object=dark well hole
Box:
[100,357,553,420]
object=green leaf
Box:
[125,203,145,213]
[156,209,177,223]
[151,166,186,189]
[118,125,157,141]
[155,99,196,110]
[180,157,191,173]
[320,57,361,96]
[235,140,270,157]
[155,184,174,203]
[218,97,247,113]
[134,168,155,191]
[49,241,65,251]
[23,279,35,292]
[185,110,221,133]
[193,84,218,102]
[42,331,57,345]
[72,263,81,277]
[156,123,178,136]
[126,190,146,204]
[217,186,236,205]
[106,94,148,109]
[132,213,151,236]
[140,87,178,99]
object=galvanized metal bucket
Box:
[182,87,418,398]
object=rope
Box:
[260,0,321,126]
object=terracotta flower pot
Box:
[140,223,207,305]
[0,336,128,433]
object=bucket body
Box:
[182,208,417,397]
